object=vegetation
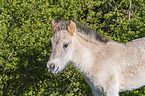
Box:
[1,0,145,95]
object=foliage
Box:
[1,0,145,95]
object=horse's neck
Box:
[72,32,102,74]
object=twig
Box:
[7,49,14,60]
[112,0,119,13]
[108,2,114,9]
[108,1,122,22]
[129,0,132,31]
[129,0,132,21]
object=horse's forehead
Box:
[52,30,68,42]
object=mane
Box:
[56,20,110,43]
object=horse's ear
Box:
[68,21,76,36]
[51,19,58,33]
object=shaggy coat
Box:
[47,20,145,96]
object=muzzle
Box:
[47,62,59,74]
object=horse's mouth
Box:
[47,63,59,74]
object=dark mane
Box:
[76,22,110,43]
[56,20,110,43]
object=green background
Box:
[1,0,145,95]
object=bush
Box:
[1,0,145,95]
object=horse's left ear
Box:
[68,21,76,36]
[51,19,58,33]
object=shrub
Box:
[1,0,145,95]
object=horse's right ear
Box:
[68,21,76,36]
[51,19,58,33]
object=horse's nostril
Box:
[50,63,55,70]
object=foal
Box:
[47,20,145,96]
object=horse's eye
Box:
[63,43,68,49]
